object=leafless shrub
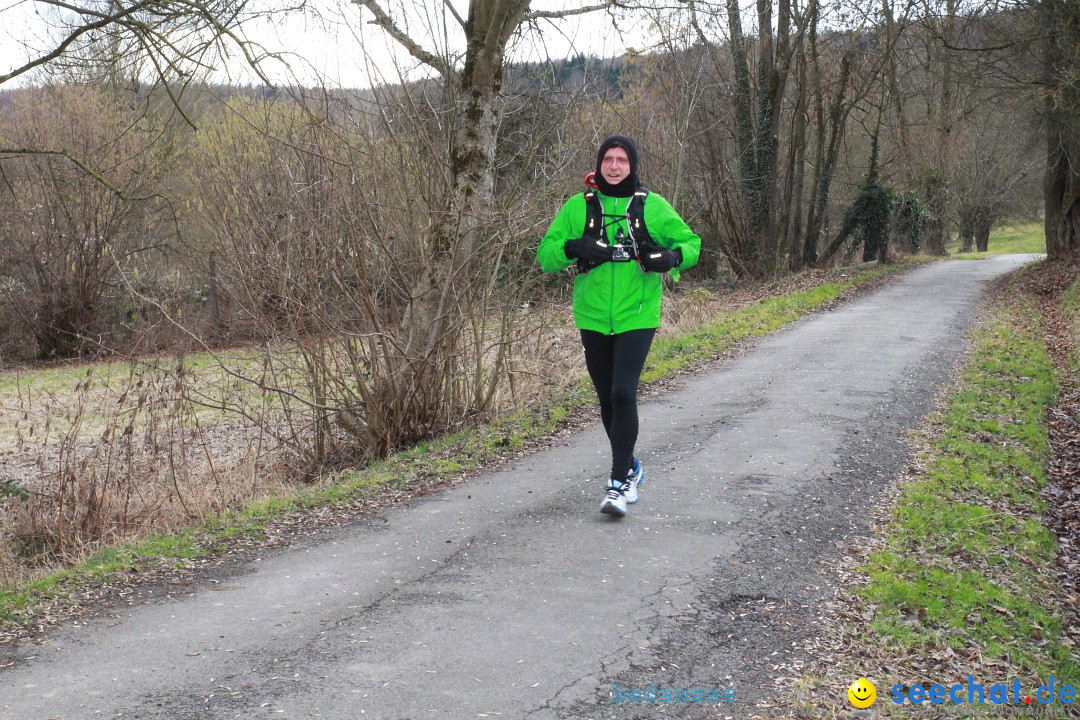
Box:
[185,89,555,466]
[0,84,178,360]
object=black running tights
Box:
[580,328,656,480]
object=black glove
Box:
[639,245,682,273]
[564,236,612,265]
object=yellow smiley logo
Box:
[848,678,876,708]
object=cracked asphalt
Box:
[0,256,1039,720]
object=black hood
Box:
[594,134,639,198]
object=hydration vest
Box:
[583,188,654,248]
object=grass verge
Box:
[782,268,1078,718]
[861,296,1074,682]
[0,261,915,637]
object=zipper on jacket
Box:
[609,265,616,333]
[608,195,622,334]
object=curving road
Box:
[0,256,1039,719]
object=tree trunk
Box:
[802,0,825,266]
[920,0,958,257]
[935,0,956,175]
[728,0,757,200]
[1042,0,1080,258]
[411,0,520,344]
[756,0,791,268]
[882,0,913,171]
[805,46,854,266]
[357,0,532,451]
[726,0,792,276]
[959,214,975,253]
[974,213,992,253]
[781,40,808,268]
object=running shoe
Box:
[600,479,629,517]
[624,457,644,504]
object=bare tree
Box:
[912,0,1077,257]
[678,0,796,276]
[273,0,614,456]
[952,106,1040,251]
[349,1,612,292]
[673,0,903,275]
[800,17,858,268]
[0,0,301,207]
[185,72,587,461]
[727,0,792,273]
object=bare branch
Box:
[442,0,466,30]
[0,146,179,215]
[3,0,293,91]
[523,2,614,21]
[0,1,155,84]
[351,0,454,79]
[0,147,125,196]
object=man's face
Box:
[601,146,631,185]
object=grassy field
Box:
[946,221,1047,257]
[0,347,277,455]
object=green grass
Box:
[0,532,205,624]
[859,294,1078,689]
[947,221,1047,258]
[0,261,915,630]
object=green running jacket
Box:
[537,190,702,334]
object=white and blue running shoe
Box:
[624,457,644,504]
[599,479,629,517]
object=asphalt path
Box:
[0,256,1040,720]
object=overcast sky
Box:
[0,1,649,89]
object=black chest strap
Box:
[583,190,651,242]
[584,190,604,238]
[625,190,653,247]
